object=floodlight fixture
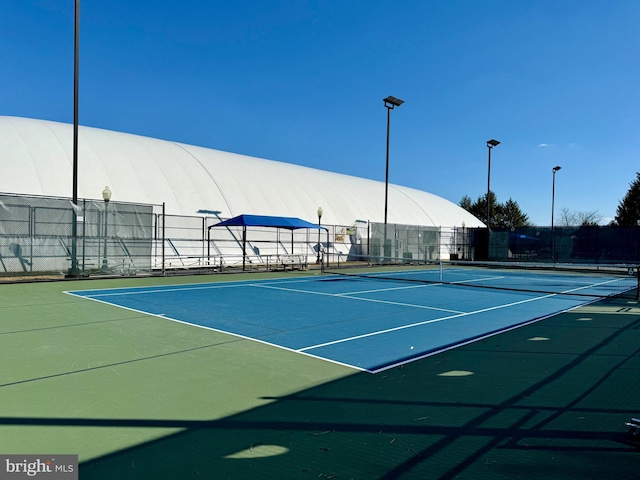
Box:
[384,96,404,109]
[486,139,500,229]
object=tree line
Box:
[459,171,640,227]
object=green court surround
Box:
[1,272,639,479]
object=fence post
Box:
[161,202,166,275]
[81,198,86,271]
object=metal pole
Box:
[316,212,322,263]
[326,228,330,267]
[551,168,558,262]
[382,97,403,261]
[384,105,391,227]
[161,202,165,275]
[81,198,86,270]
[73,0,80,206]
[486,145,491,229]
[485,140,500,230]
[101,201,108,272]
[551,173,556,226]
[367,220,370,258]
[68,0,81,277]
[242,226,247,271]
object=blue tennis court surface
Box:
[67,272,630,373]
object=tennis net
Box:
[322,256,639,299]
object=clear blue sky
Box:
[2,1,639,225]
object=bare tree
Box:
[557,208,603,226]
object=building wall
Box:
[0,116,484,229]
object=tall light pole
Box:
[383,96,404,260]
[68,0,81,277]
[486,139,500,229]
[101,186,111,273]
[316,206,323,263]
[383,96,404,226]
[551,166,561,262]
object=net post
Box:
[636,266,639,300]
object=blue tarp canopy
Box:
[212,214,327,230]
[210,214,326,270]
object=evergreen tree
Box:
[499,198,530,228]
[459,192,530,227]
[614,172,640,226]
[459,195,473,212]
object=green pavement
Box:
[1,274,639,479]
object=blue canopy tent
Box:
[210,214,327,270]
[508,232,541,256]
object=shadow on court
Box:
[66,296,639,479]
[1,275,639,479]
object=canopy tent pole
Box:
[209,214,327,269]
[242,226,247,271]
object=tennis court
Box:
[3,266,640,479]
[67,263,638,372]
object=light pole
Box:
[383,96,404,226]
[383,96,404,260]
[486,139,500,229]
[316,206,323,263]
[551,165,561,262]
[101,186,111,273]
[67,0,81,277]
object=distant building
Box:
[0,116,483,229]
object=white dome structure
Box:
[0,116,483,229]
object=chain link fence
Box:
[4,193,637,281]
[0,193,156,278]
[468,226,640,265]
[366,222,442,262]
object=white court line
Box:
[449,274,624,288]
[298,291,562,352]
[253,283,465,314]
[64,277,319,298]
[336,283,440,295]
[565,277,629,291]
[67,274,628,358]
[66,291,369,373]
[64,274,629,374]
[67,283,244,298]
[299,278,626,353]
[451,275,506,284]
